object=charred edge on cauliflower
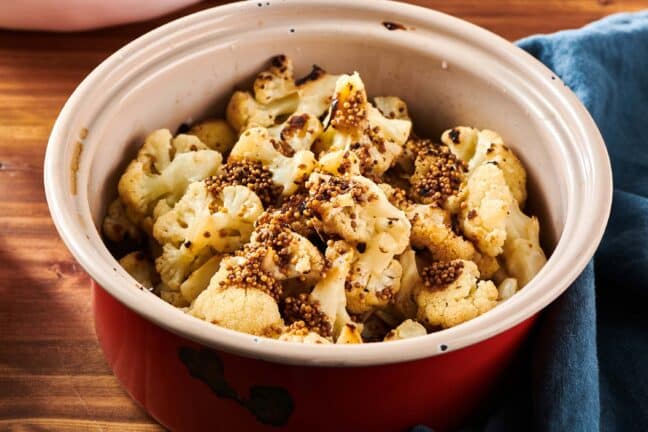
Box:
[295,64,327,86]
[205,160,283,207]
[410,143,466,207]
[282,293,332,338]
[421,261,464,289]
[220,246,283,301]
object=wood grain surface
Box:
[0,1,645,430]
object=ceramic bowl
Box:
[44,1,612,430]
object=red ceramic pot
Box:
[94,281,536,431]
[45,1,612,431]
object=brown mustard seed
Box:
[421,261,464,289]
[205,160,283,207]
[409,143,466,207]
[282,293,332,338]
[219,246,283,301]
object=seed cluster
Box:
[257,191,315,238]
[282,293,332,337]
[330,84,366,132]
[410,144,466,207]
[219,247,283,301]
[205,160,283,207]
[421,260,464,288]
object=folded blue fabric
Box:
[414,11,648,432]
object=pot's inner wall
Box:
[88,30,564,254]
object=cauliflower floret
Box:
[407,204,476,261]
[409,144,466,208]
[459,163,511,257]
[460,163,546,285]
[318,73,411,177]
[229,127,316,195]
[306,173,411,313]
[226,90,298,133]
[416,260,498,329]
[118,129,222,227]
[189,256,284,336]
[102,198,142,243]
[153,182,263,290]
[227,56,340,133]
[253,54,297,103]
[269,113,323,153]
[188,119,237,154]
[250,225,325,282]
[294,64,340,116]
[373,96,410,120]
[384,319,427,341]
[309,241,363,343]
[119,251,158,289]
[442,127,527,205]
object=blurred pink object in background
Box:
[0,0,202,31]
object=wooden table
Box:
[1,1,644,430]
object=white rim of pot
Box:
[44,0,612,366]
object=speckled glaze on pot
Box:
[45,1,612,430]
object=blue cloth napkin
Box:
[414,10,648,432]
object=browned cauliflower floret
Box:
[383,319,427,341]
[250,224,325,283]
[118,129,222,230]
[227,56,339,133]
[416,260,498,329]
[270,112,323,153]
[229,127,316,196]
[306,173,411,313]
[102,198,142,243]
[309,241,363,343]
[119,251,158,289]
[188,119,237,154]
[189,255,284,337]
[373,96,410,120]
[153,182,263,292]
[318,73,411,177]
[442,127,527,206]
[459,163,546,286]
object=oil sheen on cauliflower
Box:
[416,260,498,329]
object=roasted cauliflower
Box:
[118,129,222,230]
[189,256,284,336]
[416,260,498,329]
[106,55,547,344]
[229,127,316,195]
[153,181,263,292]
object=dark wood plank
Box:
[0,0,643,430]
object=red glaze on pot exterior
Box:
[45,1,613,431]
[94,281,536,431]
